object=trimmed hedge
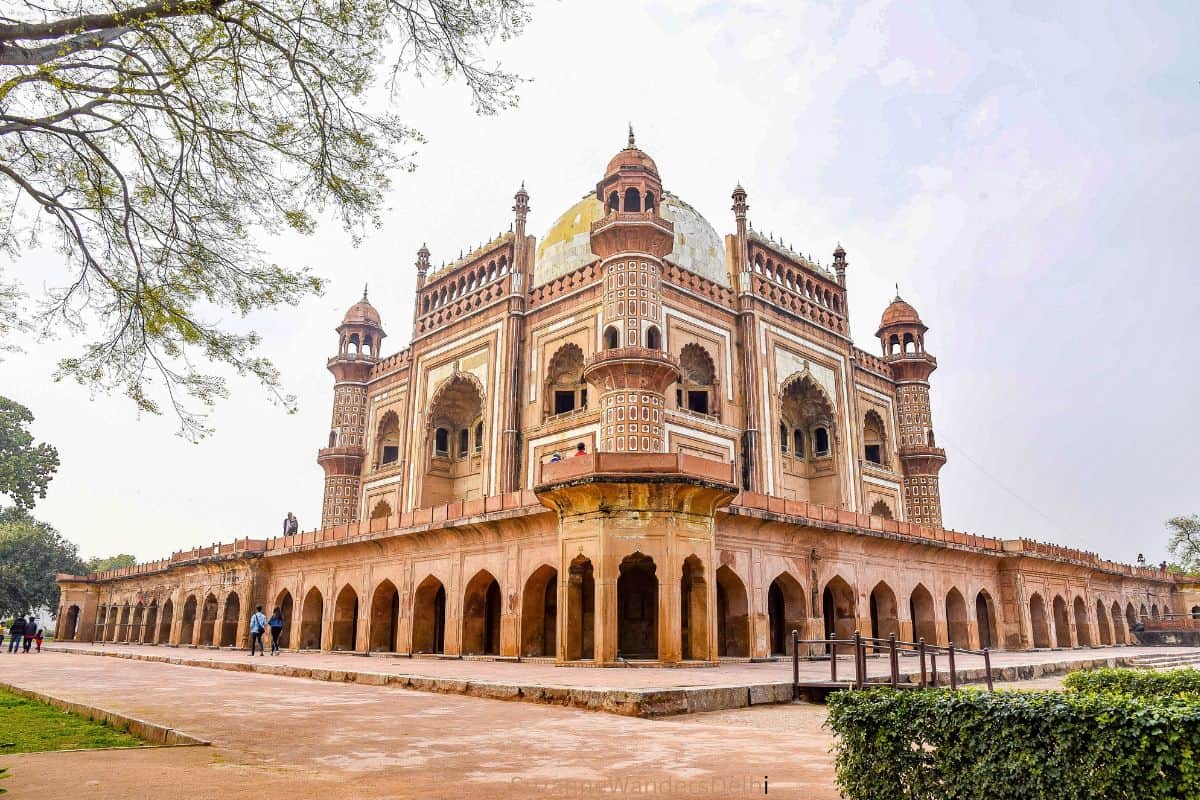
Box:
[1064,667,1200,698]
[826,688,1200,800]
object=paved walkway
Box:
[40,641,1192,715]
[2,652,840,799]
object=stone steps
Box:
[1127,653,1200,671]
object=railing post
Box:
[853,630,864,689]
[930,651,938,687]
[829,632,838,683]
[792,630,799,700]
[984,648,993,691]
[948,644,957,690]
[888,633,898,688]
[918,638,927,688]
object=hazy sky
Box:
[3,1,1197,566]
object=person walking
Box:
[268,608,285,655]
[22,617,36,653]
[34,628,44,653]
[8,616,25,653]
[249,605,268,656]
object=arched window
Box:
[328,430,336,448]
[903,333,915,353]
[546,343,587,417]
[779,422,789,453]
[473,421,484,454]
[792,429,804,457]
[863,410,886,466]
[434,427,449,456]
[376,411,401,466]
[624,187,641,212]
[645,192,655,212]
[603,326,620,350]
[888,335,900,355]
[645,325,661,350]
[814,427,830,455]
[608,192,619,213]
[457,428,470,459]
[677,343,716,416]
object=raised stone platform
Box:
[45,642,1196,717]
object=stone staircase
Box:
[1126,652,1200,671]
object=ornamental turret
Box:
[876,291,946,526]
[584,129,679,453]
[318,290,385,527]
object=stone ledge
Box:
[0,680,210,746]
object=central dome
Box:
[533,193,728,288]
[605,145,658,176]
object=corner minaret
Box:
[585,129,679,453]
[877,292,946,526]
[318,290,385,527]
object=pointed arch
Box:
[870,581,900,648]
[869,499,894,520]
[680,555,708,661]
[975,590,998,649]
[274,590,294,650]
[369,580,400,653]
[716,566,750,658]
[1052,595,1071,647]
[412,575,446,654]
[375,410,401,466]
[300,586,324,650]
[142,601,158,644]
[332,584,359,651]
[945,588,969,647]
[1111,601,1126,645]
[1073,596,1092,646]
[158,598,174,645]
[546,343,587,416]
[220,591,241,647]
[618,552,658,659]
[863,409,887,465]
[462,570,502,656]
[767,571,807,655]
[198,593,218,646]
[1029,593,1051,647]
[1096,598,1112,645]
[521,565,557,658]
[678,343,718,416]
[822,575,856,643]
[565,555,595,661]
[909,584,937,644]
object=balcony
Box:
[536,451,735,488]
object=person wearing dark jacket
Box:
[8,617,26,653]
[22,617,36,653]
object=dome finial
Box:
[894,282,901,300]
[363,283,368,300]
[627,123,635,148]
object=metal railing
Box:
[791,630,994,697]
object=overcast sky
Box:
[3,1,1197,566]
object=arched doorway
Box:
[118,606,131,642]
[1073,597,1092,646]
[198,594,218,646]
[1111,601,1126,645]
[975,590,998,649]
[95,607,108,642]
[945,588,970,647]
[369,580,399,653]
[158,599,174,644]
[822,576,856,643]
[1126,603,1138,632]
[617,553,658,659]
[680,555,708,661]
[565,556,594,660]
[131,604,144,643]
[1052,595,1071,647]
[1029,593,1051,648]
[1096,600,1112,645]
[422,373,485,506]
[462,570,502,656]
[300,587,324,650]
[62,605,80,642]
[181,596,199,645]
[332,585,359,651]
[716,566,749,658]
[274,590,294,650]
[869,582,900,650]
[108,605,119,641]
[767,572,806,656]
[143,602,158,644]
[1151,603,1159,620]
[521,565,557,658]
[221,592,241,647]
[412,576,446,654]
[909,584,937,644]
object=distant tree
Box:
[0,0,530,438]
[0,396,59,511]
[1166,515,1200,575]
[0,510,84,617]
[85,553,137,572]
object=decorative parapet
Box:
[536,451,735,487]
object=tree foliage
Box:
[0,0,529,437]
[0,509,84,616]
[1166,514,1200,574]
[84,552,136,572]
[0,395,59,510]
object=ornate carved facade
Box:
[57,134,1183,663]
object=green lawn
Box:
[0,688,143,753]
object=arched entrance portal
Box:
[909,584,937,644]
[945,588,970,647]
[565,556,594,660]
[521,566,557,658]
[1029,593,1051,647]
[716,566,749,658]
[221,592,240,647]
[1052,595,1071,647]
[300,587,324,650]
[975,591,997,649]
[143,602,158,644]
[869,582,900,650]
[158,599,174,644]
[462,571,502,656]
[617,553,658,659]
[1096,600,1113,645]
[332,585,359,651]
[412,576,446,654]
[822,576,856,644]
[1111,601,1126,645]
[275,590,294,650]
[369,580,400,653]
[198,594,218,646]
[767,573,806,656]
[1073,596,1092,647]
[680,556,708,661]
[62,605,80,642]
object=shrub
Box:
[1064,667,1200,698]
[826,688,1200,800]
